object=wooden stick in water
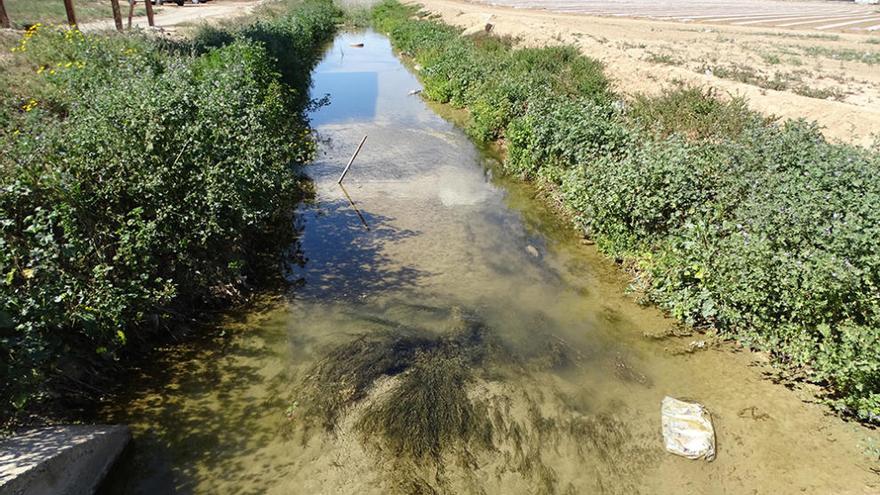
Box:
[339,183,370,231]
[337,135,368,184]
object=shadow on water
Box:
[285,197,429,300]
[99,315,293,495]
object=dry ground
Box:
[410,0,880,146]
[467,0,880,33]
[83,0,265,33]
[2,0,148,28]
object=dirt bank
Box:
[83,0,265,33]
[408,0,880,146]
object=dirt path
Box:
[409,0,880,146]
[83,0,265,33]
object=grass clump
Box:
[704,63,845,101]
[0,0,340,423]
[628,87,765,140]
[357,353,493,459]
[372,0,880,422]
[300,315,503,448]
[295,311,651,493]
[803,45,880,65]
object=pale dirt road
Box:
[409,0,880,146]
[83,0,265,33]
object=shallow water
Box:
[101,31,879,494]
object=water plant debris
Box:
[292,309,658,493]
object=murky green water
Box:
[101,31,879,494]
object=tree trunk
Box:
[144,0,154,27]
[0,0,10,29]
[63,0,77,26]
[110,0,123,31]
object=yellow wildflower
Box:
[22,99,38,112]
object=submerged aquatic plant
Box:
[357,353,494,459]
[299,312,502,430]
[300,327,441,428]
[294,309,657,494]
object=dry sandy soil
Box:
[464,0,880,32]
[409,0,880,146]
[83,0,265,33]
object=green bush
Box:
[0,0,339,419]
[373,0,880,421]
[372,0,611,139]
[628,86,765,140]
[506,95,632,181]
[195,0,339,95]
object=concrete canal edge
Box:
[0,425,131,495]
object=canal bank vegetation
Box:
[0,0,341,424]
[372,0,880,421]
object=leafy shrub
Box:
[507,46,609,102]
[576,122,880,420]
[420,40,490,106]
[506,95,632,180]
[372,0,612,139]
[628,86,765,140]
[373,0,880,421]
[0,0,339,420]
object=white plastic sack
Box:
[661,396,716,461]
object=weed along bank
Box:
[2,0,880,493]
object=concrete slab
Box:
[0,425,131,495]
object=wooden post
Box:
[144,0,154,27]
[110,0,123,31]
[127,0,135,29]
[337,135,368,184]
[63,0,77,26]
[0,0,11,29]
